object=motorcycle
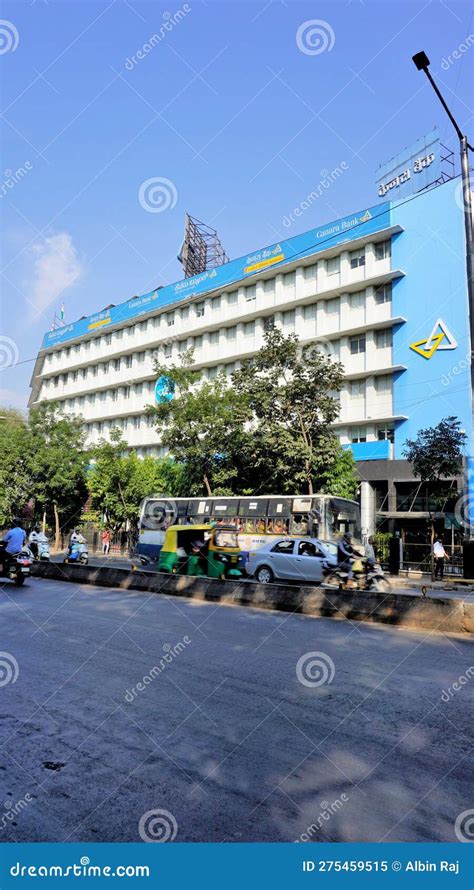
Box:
[30,534,50,562]
[323,556,391,593]
[64,540,89,565]
[0,543,32,586]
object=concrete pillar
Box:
[360,480,375,540]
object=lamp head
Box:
[412,51,430,70]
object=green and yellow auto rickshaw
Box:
[158,524,243,579]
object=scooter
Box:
[64,541,89,565]
[324,556,391,593]
[0,543,32,586]
[30,534,50,562]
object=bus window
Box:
[272,518,289,534]
[256,517,266,534]
[242,518,256,533]
[290,514,309,535]
[212,499,238,517]
[267,498,291,518]
[238,498,268,517]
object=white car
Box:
[247,537,337,584]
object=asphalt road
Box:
[0,576,473,843]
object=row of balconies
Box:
[40,252,394,376]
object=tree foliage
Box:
[87,428,182,532]
[403,416,466,485]
[0,408,32,526]
[27,402,89,547]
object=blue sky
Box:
[1,0,473,408]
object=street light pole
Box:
[412,51,474,391]
[413,51,474,542]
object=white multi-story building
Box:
[29,182,472,538]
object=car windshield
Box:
[214,529,239,548]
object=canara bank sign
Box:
[378,152,435,197]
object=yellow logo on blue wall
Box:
[410,318,457,359]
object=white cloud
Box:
[29,232,83,320]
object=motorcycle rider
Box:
[29,524,40,558]
[68,528,86,557]
[336,532,361,586]
[2,518,27,568]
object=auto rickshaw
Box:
[158,524,243,579]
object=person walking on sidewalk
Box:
[433,536,448,580]
[101,528,111,555]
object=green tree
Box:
[149,353,251,495]
[321,448,359,499]
[87,429,181,535]
[28,402,89,549]
[233,329,354,495]
[0,408,32,526]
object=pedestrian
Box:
[433,536,448,580]
[101,528,111,555]
[364,536,376,561]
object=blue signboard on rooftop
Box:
[41,202,391,350]
[375,128,441,202]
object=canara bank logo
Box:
[360,210,372,222]
[410,318,458,359]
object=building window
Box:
[263,315,275,331]
[211,296,221,310]
[326,256,340,276]
[303,304,316,320]
[208,366,218,380]
[226,362,236,376]
[92,365,98,376]
[139,320,148,331]
[350,334,366,354]
[244,321,255,336]
[84,341,90,351]
[375,283,392,304]
[105,334,112,345]
[72,371,78,382]
[164,343,172,358]
[227,290,238,305]
[227,326,237,341]
[210,330,219,345]
[349,290,365,309]
[245,284,256,301]
[304,264,317,280]
[152,316,160,329]
[326,297,340,315]
[133,416,140,429]
[138,352,145,363]
[375,240,391,261]
[375,328,392,348]
[181,306,189,320]
[194,335,203,349]
[282,309,295,328]
[351,425,367,443]
[123,385,131,399]
[377,424,394,442]
[283,271,295,286]
[195,302,205,317]
[97,422,103,434]
[375,374,392,393]
[167,312,175,326]
[116,330,123,340]
[102,362,109,374]
[114,358,121,371]
[263,279,275,293]
[125,355,132,368]
[350,379,366,398]
[350,247,365,269]
[178,340,187,354]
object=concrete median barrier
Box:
[31,561,473,634]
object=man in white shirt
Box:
[433,537,448,580]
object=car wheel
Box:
[256,565,274,584]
